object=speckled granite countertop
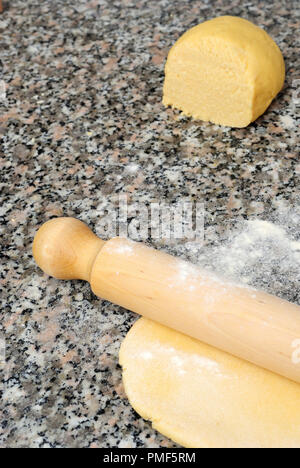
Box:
[0,0,299,448]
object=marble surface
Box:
[1,0,299,448]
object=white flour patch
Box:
[173,207,300,306]
[193,356,221,373]
[140,351,153,360]
[138,343,223,377]
[105,239,135,255]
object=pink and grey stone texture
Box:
[0,0,299,448]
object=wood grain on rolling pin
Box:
[91,236,300,384]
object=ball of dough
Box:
[163,16,285,127]
[120,318,300,448]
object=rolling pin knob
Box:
[32,217,105,281]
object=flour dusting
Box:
[138,342,222,377]
[173,208,300,306]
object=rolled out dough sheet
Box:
[119,318,300,448]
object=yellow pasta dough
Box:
[120,318,300,448]
[163,16,285,127]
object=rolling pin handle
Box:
[32,217,105,281]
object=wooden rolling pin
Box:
[33,217,300,383]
